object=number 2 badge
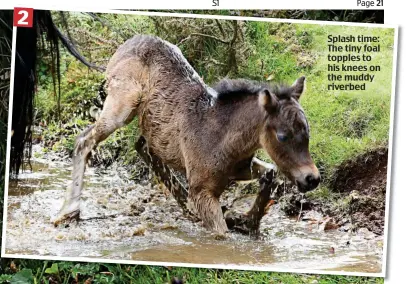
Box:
[13,7,34,28]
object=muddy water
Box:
[4,146,383,273]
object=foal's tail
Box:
[93,79,107,108]
[89,79,108,120]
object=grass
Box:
[256,24,393,182]
[297,25,393,203]
[255,24,394,178]
[301,24,393,169]
[0,260,384,283]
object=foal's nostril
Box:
[306,174,320,188]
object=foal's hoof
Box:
[224,211,261,238]
[213,232,228,240]
[51,209,80,227]
[225,212,251,234]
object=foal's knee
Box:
[188,189,228,234]
[73,125,99,158]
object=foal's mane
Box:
[212,78,294,101]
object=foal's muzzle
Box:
[297,173,321,193]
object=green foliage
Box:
[0,274,13,282]
[160,10,384,24]
[35,58,104,123]
[41,118,88,154]
[44,263,59,275]
[10,269,34,284]
[0,260,384,283]
[239,22,315,82]
[35,13,394,188]
[297,25,393,182]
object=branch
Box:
[186,32,231,44]
[177,35,191,46]
[185,21,238,46]
[86,12,127,41]
[230,20,239,45]
[52,14,106,72]
[71,28,120,47]
[215,19,226,38]
[238,22,245,42]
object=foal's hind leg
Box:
[52,125,95,224]
[52,94,137,225]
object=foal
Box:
[53,34,320,235]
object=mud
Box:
[275,146,388,236]
[329,146,388,235]
[3,145,384,273]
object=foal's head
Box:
[257,76,320,192]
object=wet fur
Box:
[54,34,318,235]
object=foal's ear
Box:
[291,76,306,100]
[258,89,279,113]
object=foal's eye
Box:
[277,133,289,143]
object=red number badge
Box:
[13,7,34,28]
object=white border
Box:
[2,0,388,10]
[2,26,17,260]
[381,24,399,278]
[1,9,399,278]
[383,7,406,284]
[9,8,397,29]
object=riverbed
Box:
[3,145,384,273]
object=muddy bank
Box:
[278,146,388,236]
[329,146,388,235]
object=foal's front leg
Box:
[225,157,278,236]
[225,170,277,236]
[187,179,228,236]
[230,156,276,182]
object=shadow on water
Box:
[4,146,383,273]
